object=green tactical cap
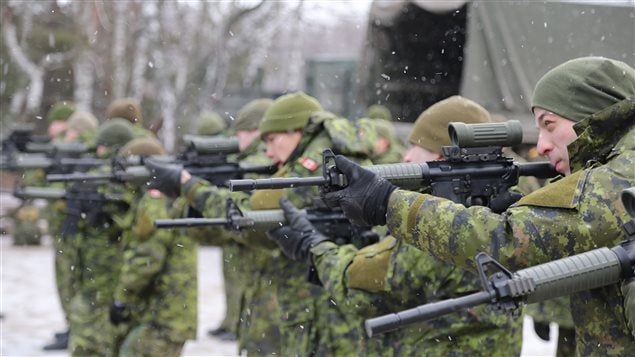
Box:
[365,104,392,121]
[532,56,635,122]
[118,137,166,157]
[259,92,322,137]
[234,98,273,132]
[106,98,143,124]
[46,101,76,122]
[409,95,491,154]
[196,111,226,136]
[95,118,135,148]
[67,111,99,132]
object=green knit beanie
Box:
[95,118,135,148]
[234,98,273,131]
[46,101,75,122]
[196,111,226,136]
[259,92,322,137]
[106,98,143,124]
[532,57,635,122]
[409,96,491,154]
[365,104,392,121]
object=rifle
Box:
[1,139,104,174]
[155,198,378,249]
[364,187,635,337]
[1,124,50,157]
[46,136,277,187]
[229,121,558,213]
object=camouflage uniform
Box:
[114,191,197,357]
[385,98,635,355]
[357,118,405,165]
[311,237,522,355]
[106,98,155,139]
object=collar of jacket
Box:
[568,98,635,173]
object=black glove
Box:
[322,155,397,227]
[266,198,332,263]
[144,158,182,198]
[109,300,130,325]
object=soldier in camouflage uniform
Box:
[268,96,522,356]
[147,92,370,356]
[146,98,281,355]
[106,98,155,139]
[357,117,405,164]
[46,100,75,140]
[323,57,635,355]
[67,119,137,356]
[108,138,198,357]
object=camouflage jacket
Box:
[311,238,521,356]
[114,191,197,343]
[386,98,635,355]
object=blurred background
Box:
[2,0,633,150]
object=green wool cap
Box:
[532,56,635,122]
[196,111,226,136]
[234,98,273,132]
[117,137,166,157]
[259,92,322,137]
[46,101,76,122]
[409,96,491,154]
[95,118,135,148]
[67,111,98,132]
[365,104,393,121]
[106,98,143,124]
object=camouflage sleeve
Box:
[114,193,171,303]
[386,160,633,271]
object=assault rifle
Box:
[155,198,379,249]
[364,187,635,337]
[46,136,277,187]
[229,120,558,213]
[1,139,103,174]
[12,183,127,236]
[1,124,50,157]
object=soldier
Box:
[67,119,137,356]
[62,111,99,144]
[147,92,369,356]
[322,57,635,355]
[109,137,198,357]
[106,98,155,138]
[268,96,523,355]
[205,99,272,342]
[46,100,76,140]
[146,98,281,355]
[364,103,393,121]
[357,117,405,164]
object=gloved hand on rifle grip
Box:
[322,155,397,227]
[144,158,182,198]
[266,198,332,263]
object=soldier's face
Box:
[403,144,442,164]
[264,131,303,167]
[534,108,578,176]
[236,130,261,152]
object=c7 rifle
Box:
[364,187,635,337]
[229,121,558,213]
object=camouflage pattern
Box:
[623,279,635,339]
[385,98,635,355]
[311,237,522,355]
[115,191,197,355]
[119,324,184,357]
[357,118,405,165]
[183,142,282,355]
[68,182,135,357]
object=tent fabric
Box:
[460,1,635,141]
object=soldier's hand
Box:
[144,158,182,198]
[322,155,396,227]
[109,300,130,325]
[266,198,331,263]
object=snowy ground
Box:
[0,194,557,356]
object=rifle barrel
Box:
[154,218,229,228]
